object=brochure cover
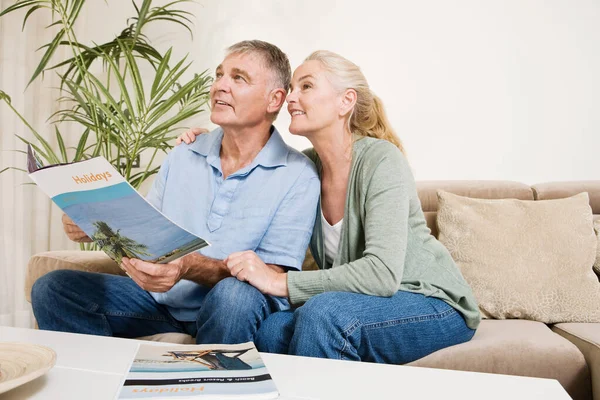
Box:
[117,342,279,399]
[27,145,209,264]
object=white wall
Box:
[185,0,600,183]
[11,0,596,183]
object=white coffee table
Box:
[0,327,571,400]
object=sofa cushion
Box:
[408,320,591,400]
[417,181,534,239]
[437,191,600,323]
[302,248,318,271]
[552,323,600,400]
[26,250,124,302]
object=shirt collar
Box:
[253,126,288,168]
[188,126,288,171]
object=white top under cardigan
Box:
[321,209,343,265]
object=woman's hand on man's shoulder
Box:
[175,127,209,145]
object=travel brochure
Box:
[27,145,209,264]
[117,342,279,399]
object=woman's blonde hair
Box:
[305,50,405,154]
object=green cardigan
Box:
[287,137,481,330]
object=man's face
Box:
[209,52,273,129]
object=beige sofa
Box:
[25,180,600,400]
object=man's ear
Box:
[267,88,287,114]
[340,89,357,117]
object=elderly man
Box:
[32,40,320,344]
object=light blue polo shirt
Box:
[145,127,320,321]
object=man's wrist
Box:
[180,254,192,280]
[180,252,230,286]
[271,272,289,298]
[181,252,206,280]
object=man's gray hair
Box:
[226,40,291,92]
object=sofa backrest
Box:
[532,181,600,223]
[416,181,600,238]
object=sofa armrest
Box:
[25,250,124,303]
[552,323,600,400]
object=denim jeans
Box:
[31,270,285,344]
[255,290,475,364]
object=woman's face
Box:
[287,60,343,137]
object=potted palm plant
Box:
[0,0,211,190]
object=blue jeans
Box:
[255,291,475,364]
[31,270,284,344]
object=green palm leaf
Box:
[28,27,65,86]
[0,0,42,17]
[1,0,211,194]
[55,126,68,163]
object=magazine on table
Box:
[27,145,209,264]
[116,342,279,399]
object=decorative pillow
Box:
[437,190,600,323]
[594,219,600,276]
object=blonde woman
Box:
[178,51,480,364]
